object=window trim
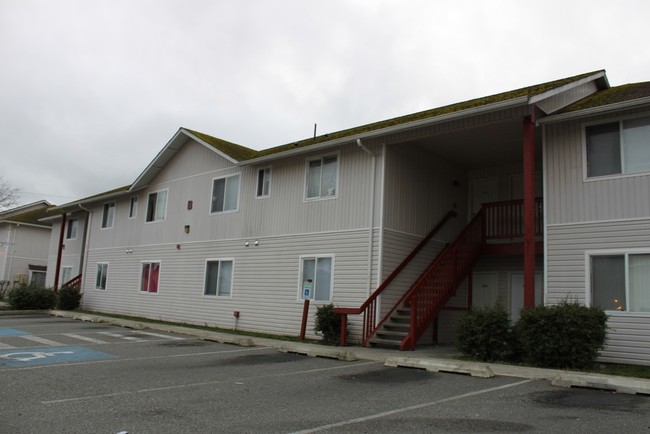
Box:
[129,196,138,219]
[210,173,241,214]
[304,152,340,202]
[101,202,115,229]
[95,263,108,290]
[203,258,235,298]
[297,254,335,303]
[583,113,650,182]
[256,166,272,199]
[140,261,161,294]
[145,189,168,224]
[66,219,78,240]
[585,248,650,316]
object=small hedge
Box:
[314,304,342,345]
[456,305,515,362]
[7,284,57,310]
[515,303,608,369]
[57,286,82,310]
[456,302,608,369]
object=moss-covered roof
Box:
[2,207,53,226]
[48,185,131,213]
[558,81,650,113]
[184,129,258,161]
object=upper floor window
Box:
[211,174,240,213]
[257,168,271,198]
[146,190,167,223]
[101,203,115,229]
[586,116,650,178]
[306,155,338,199]
[129,196,138,219]
[66,219,78,239]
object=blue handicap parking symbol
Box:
[0,328,30,336]
[0,346,117,368]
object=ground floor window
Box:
[141,261,160,293]
[300,255,333,302]
[590,253,650,312]
[61,266,72,286]
[204,259,233,297]
[29,271,46,287]
[96,263,108,290]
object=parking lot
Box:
[1,313,650,433]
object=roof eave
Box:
[538,96,650,125]
[529,71,609,104]
[240,96,530,165]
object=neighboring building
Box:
[0,201,53,294]
[45,70,650,365]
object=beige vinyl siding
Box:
[545,107,650,225]
[82,229,373,340]
[45,213,87,287]
[546,219,650,365]
[600,314,650,366]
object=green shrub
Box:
[7,284,57,310]
[314,304,342,345]
[515,302,608,370]
[57,286,82,310]
[456,305,515,362]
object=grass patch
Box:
[73,309,321,345]
[593,363,650,379]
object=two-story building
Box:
[46,70,650,365]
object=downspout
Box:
[53,213,67,291]
[6,225,17,285]
[357,139,376,297]
[78,203,93,294]
[2,225,11,283]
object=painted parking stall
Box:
[0,346,117,368]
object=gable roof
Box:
[1,206,53,227]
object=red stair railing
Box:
[62,273,82,291]
[483,198,543,239]
[334,210,457,346]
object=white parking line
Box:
[136,331,184,340]
[62,333,108,345]
[97,331,145,342]
[0,342,15,349]
[289,379,534,434]
[20,335,65,347]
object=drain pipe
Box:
[357,139,376,297]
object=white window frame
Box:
[304,153,340,201]
[203,258,235,298]
[129,196,138,219]
[256,167,272,199]
[585,248,650,316]
[95,263,108,290]
[66,219,78,240]
[297,254,334,303]
[583,113,650,181]
[140,261,161,294]
[61,266,73,285]
[145,189,168,223]
[101,202,115,229]
[210,173,241,214]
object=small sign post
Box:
[300,279,313,340]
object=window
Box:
[101,202,115,229]
[29,271,46,287]
[300,255,333,302]
[66,219,78,240]
[146,190,167,222]
[306,155,338,199]
[140,262,160,293]
[586,116,650,177]
[204,260,234,297]
[590,253,650,312]
[96,263,108,290]
[129,196,138,219]
[257,168,271,198]
[211,174,240,213]
[61,266,72,285]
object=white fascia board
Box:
[537,97,650,125]
[180,129,240,165]
[238,96,529,166]
[529,71,608,105]
[129,128,187,192]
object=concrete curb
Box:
[44,310,650,395]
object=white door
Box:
[472,272,499,308]
[510,273,543,322]
[470,177,499,217]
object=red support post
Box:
[53,212,67,292]
[300,299,310,340]
[523,114,536,308]
[340,314,347,347]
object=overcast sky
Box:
[1,0,649,207]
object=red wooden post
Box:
[300,299,310,340]
[340,314,347,347]
[53,212,67,292]
[523,114,536,308]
